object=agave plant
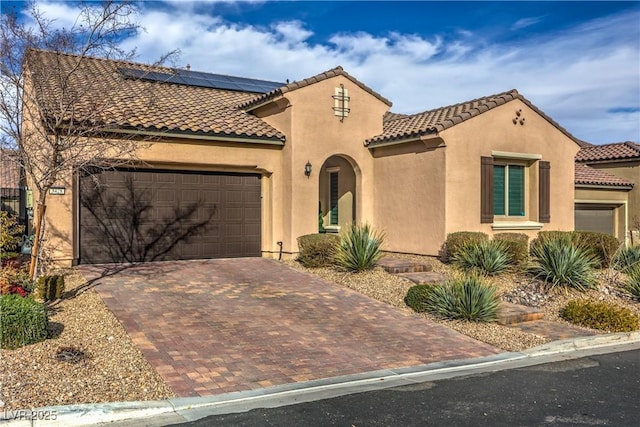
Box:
[422,274,500,322]
[529,234,599,292]
[453,239,512,276]
[335,223,384,272]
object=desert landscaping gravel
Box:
[0,270,174,411]
[1,254,638,411]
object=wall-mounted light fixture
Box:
[304,161,312,178]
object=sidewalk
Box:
[3,332,639,427]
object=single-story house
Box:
[574,141,639,242]
[24,49,613,265]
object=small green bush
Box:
[560,299,639,332]
[296,233,340,268]
[0,211,24,258]
[421,274,501,322]
[404,284,433,312]
[530,231,576,255]
[493,233,529,266]
[0,294,49,349]
[573,231,620,268]
[453,239,512,276]
[612,245,640,272]
[529,234,599,292]
[335,223,384,272]
[623,264,640,299]
[444,232,489,262]
[37,275,65,302]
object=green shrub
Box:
[612,245,640,272]
[493,233,529,266]
[0,211,24,259]
[404,284,433,312]
[530,231,576,255]
[37,275,66,302]
[529,234,599,292]
[335,223,384,272]
[421,274,501,322]
[623,264,640,299]
[560,299,639,332]
[573,231,620,268]
[296,233,340,268]
[0,294,49,349]
[453,239,512,276]
[444,232,489,262]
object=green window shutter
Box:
[493,165,505,216]
[507,165,525,216]
[330,172,339,225]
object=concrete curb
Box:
[2,332,639,426]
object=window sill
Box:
[323,225,341,233]
[491,221,543,231]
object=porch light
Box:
[304,161,312,177]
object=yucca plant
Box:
[623,264,640,299]
[529,234,599,292]
[453,239,512,275]
[422,274,500,322]
[335,223,384,272]
[612,245,640,272]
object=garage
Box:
[574,204,615,236]
[79,169,261,264]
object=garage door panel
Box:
[575,207,615,236]
[80,170,261,264]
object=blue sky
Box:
[4,1,640,144]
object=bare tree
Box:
[0,1,177,277]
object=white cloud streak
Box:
[31,1,640,143]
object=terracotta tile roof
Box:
[575,141,640,162]
[366,89,582,147]
[574,163,634,188]
[26,49,286,143]
[0,150,21,189]
[239,66,392,111]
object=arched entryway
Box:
[319,155,358,233]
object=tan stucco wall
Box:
[257,76,389,253]
[575,186,630,241]
[371,140,447,255]
[442,99,580,244]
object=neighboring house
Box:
[0,150,24,220]
[575,142,639,242]
[24,49,584,265]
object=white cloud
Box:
[25,2,640,143]
[511,16,544,31]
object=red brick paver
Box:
[80,259,499,397]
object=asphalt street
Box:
[172,349,640,427]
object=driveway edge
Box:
[3,332,639,427]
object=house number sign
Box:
[49,187,66,195]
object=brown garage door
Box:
[575,206,615,236]
[79,169,261,264]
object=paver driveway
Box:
[80,258,500,397]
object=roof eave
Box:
[575,183,634,191]
[103,127,286,145]
[365,132,442,148]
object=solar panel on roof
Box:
[118,67,283,93]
